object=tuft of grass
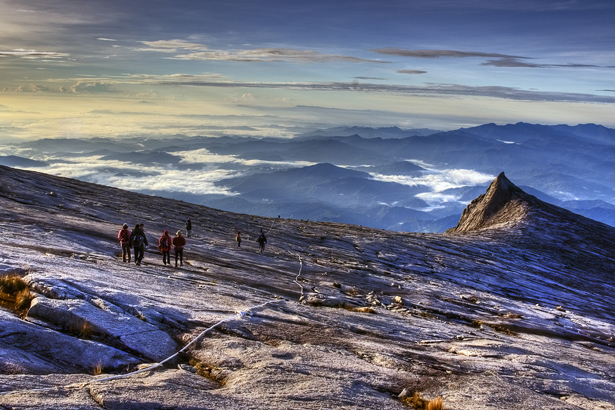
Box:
[470,320,483,329]
[0,274,28,295]
[502,312,522,319]
[92,362,103,376]
[0,274,34,312]
[68,320,94,339]
[404,392,445,410]
[14,288,34,310]
[427,397,444,410]
[488,324,516,336]
[349,306,376,314]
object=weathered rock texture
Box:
[0,164,614,410]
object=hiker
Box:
[159,230,172,265]
[236,231,241,247]
[131,224,148,266]
[117,223,132,262]
[173,230,186,267]
[256,229,267,253]
[185,218,192,238]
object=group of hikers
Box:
[117,218,268,267]
[117,222,186,267]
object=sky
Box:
[1,0,615,142]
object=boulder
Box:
[27,296,178,361]
[0,310,140,373]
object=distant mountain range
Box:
[2,122,615,232]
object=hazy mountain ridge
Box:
[0,165,614,409]
[3,122,615,231]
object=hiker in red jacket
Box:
[172,230,186,267]
[117,224,132,263]
[158,230,172,265]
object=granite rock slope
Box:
[0,165,614,410]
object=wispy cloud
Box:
[97,38,117,42]
[372,48,608,70]
[0,49,69,59]
[397,69,427,75]
[139,40,389,64]
[14,84,51,93]
[70,81,116,94]
[150,79,615,103]
[176,48,390,64]
[483,57,600,68]
[371,48,524,59]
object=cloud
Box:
[14,84,51,93]
[97,38,117,42]
[175,48,390,64]
[0,49,69,59]
[153,79,615,103]
[397,69,427,75]
[483,57,600,68]
[127,73,226,84]
[371,49,606,70]
[354,77,387,80]
[41,158,236,196]
[371,48,524,59]
[70,81,116,94]
[372,168,495,207]
[139,40,389,64]
[139,39,209,52]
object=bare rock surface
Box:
[27,295,178,361]
[0,164,614,409]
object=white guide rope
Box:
[0,253,306,398]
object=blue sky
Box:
[1,0,614,141]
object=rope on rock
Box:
[293,255,305,299]
[82,300,277,386]
[0,217,310,398]
[0,301,277,397]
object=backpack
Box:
[160,237,169,248]
[133,234,144,247]
[119,229,129,242]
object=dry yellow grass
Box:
[0,274,33,312]
[405,392,445,410]
[0,274,28,295]
[92,362,103,376]
[14,288,34,310]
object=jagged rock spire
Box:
[447,172,529,233]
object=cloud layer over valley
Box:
[3,122,615,232]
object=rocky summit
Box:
[0,165,614,410]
